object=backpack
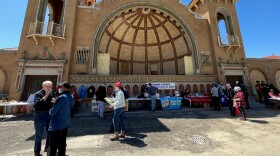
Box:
[121,87,129,99]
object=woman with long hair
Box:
[96,85,107,119]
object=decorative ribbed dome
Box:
[99,8,191,75]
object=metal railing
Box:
[218,35,240,47]
[27,21,66,38]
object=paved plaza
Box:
[1,97,280,156]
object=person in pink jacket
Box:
[233,86,247,121]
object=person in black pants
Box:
[48,82,74,156]
[211,84,220,111]
[240,82,250,109]
[224,83,236,116]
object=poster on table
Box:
[160,97,182,110]
[149,82,175,90]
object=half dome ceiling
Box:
[99,7,191,75]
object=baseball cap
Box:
[60,82,71,89]
[114,82,122,87]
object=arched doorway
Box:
[0,69,5,93]
[93,2,198,75]
[249,69,266,89]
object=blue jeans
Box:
[113,107,124,133]
[264,95,269,107]
[34,112,50,154]
[151,95,156,111]
[98,101,105,118]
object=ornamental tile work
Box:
[69,75,217,83]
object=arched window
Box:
[193,84,198,93]
[125,85,130,96]
[37,0,65,24]
[107,85,113,96]
[133,85,139,97]
[186,84,192,93]
[200,84,205,94]
[216,8,235,46]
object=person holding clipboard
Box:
[105,82,126,141]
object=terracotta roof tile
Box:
[264,55,280,60]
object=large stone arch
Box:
[92,2,199,75]
[249,69,267,88]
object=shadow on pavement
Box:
[248,120,269,124]
[119,133,147,148]
[1,96,280,143]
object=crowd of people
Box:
[32,79,279,155]
[207,81,249,120]
[33,80,161,155]
[255,81,280,107]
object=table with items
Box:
[269,97,280,109]
[0,101,32,119]
[186,95,212,107]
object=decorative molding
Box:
[201,51,212,66]
[38,47,53,60]
[69,75,217,83]
[15,59,67,92]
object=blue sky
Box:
[0,0,279,58]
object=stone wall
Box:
[0,50,18,99]
[247,58,280,91]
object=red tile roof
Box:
[264,55,280,60]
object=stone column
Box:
[60,0,67,24]
[37,0,48,22]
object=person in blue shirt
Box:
[148,83,158,111]
[78,85,87,99]
[48,82,74,156]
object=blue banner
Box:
[160,97,182,110]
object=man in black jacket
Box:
[224,83,236,116]
[34,80,56,156]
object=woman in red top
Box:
[233,86,247,121]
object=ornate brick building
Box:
[0,0,279,101]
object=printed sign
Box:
[160,97,182,110]
[150,82,175,90]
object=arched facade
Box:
[93,2,199,75]
[4,0,277,101]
